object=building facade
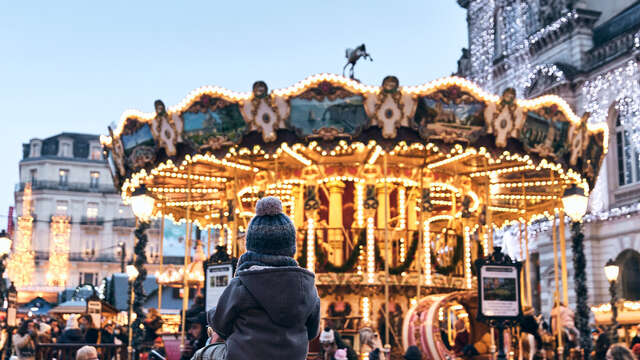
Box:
[457,0,640,315]
[13,133,163,301]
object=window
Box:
[59,169,69,186]
[56,200,68,215]
[90,171,100,189]
[615,116,640,186]
[30,143,41,158]
[78,272,98,286]
[60,142,72,157]
[30,169,37,184]
[86,202,99,219]
[90,146,102,160]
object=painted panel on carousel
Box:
[150,100,183,157]
[120,122,156,170]
[240,81,289,142]
[413,85,486,143]
[518,105,570,160]
[364,76,416,139]
[483,88,525,147]
[182,95,246,151]
[289,81,368,138]
[581,130,605,184]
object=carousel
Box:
[101,73,606,357]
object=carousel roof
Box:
[101,74,607,228]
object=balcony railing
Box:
[80,216,104,226]
[16,180,117,194]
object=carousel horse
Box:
[519,314,544,360]
[343,44,373,79]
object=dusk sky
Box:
[0,1,467,228]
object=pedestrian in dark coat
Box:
[58,316,84,344]
[213,196,321,360]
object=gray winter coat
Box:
[212,266,321,360]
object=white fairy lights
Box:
[307,218,315,273]
[398,187,406,230]
[464,226,472,289]
[356,183,365,228]
[424,221,432,285]
[468,0,495,88]
[367,217,376,283]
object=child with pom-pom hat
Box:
[212,196,321,360]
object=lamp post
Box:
[126,264,139,360]
[129,184,155,357]
[604,259,619,343]
[0,230,12,305]
[562,184,591,360]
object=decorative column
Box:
[364,184,378,284]
[327,180,345,266]
[7,183,35,287]
[464,225,472,289]
[47,216,70,287]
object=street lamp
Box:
[604,258,619,342]
[562,184,588,222]
[126,264,139,360]
[130,185,156,222]
[0,230,12,305]
[562,184,592,358]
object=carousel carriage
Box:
[101,73,606,356]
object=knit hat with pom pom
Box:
[245,196,296,256]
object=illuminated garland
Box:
[7,183,35,287]
[47,216,70,286]
[374,233,419,275]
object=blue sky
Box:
[0,1,467,229]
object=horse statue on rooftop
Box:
[343,44,373,80]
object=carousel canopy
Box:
[101,74,607,229]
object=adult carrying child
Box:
[212,196,321,360]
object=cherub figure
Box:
[240,81,289,142]
[484,88,524,147]
[150,100,183,156]
[365,76,417,138]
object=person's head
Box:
[382,76,399,93]
[186,311,207,341]
[320,327,337,355]
[404,345,422,360]
[455,319,466,332]
[252,81,268,98]
[38,323,52,337]
[153,337,164,349]
[606,344,635,360]
[76,345,99,360]
[336,295,344,302]
[334,348,348,360]
[17,319,33,336]
[66,315,79,330]
[104,323,113,334]
[78,314,94,330]
[245,196,296,257]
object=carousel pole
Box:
[383,153,391,350]
[417,166,425,300]
[180,164,192,352]
[552,209,564,358]
[158,211,164,310]
[559,209,569,305]
[521,176,532,307]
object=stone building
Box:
[457,0,640,315]
[13,132,163,301]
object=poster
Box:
[205,263,233,310]
[480,265,520,318]
[87,300,102,328]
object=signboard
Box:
[7,308,16,327]
[205,263,233,310]
[475,248,523,322]
[87,300,102,328]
